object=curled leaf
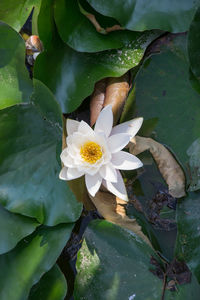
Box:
[90,79,107,126]
[104,73,130,124]
[90,73,130,126]
[89,189,151,245]
[129,136,186,198]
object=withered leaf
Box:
[90,73,130,126]
[129,136,186,198]
[89,189,151,245]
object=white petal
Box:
[59,166,68,180]
[103,170,128,201]
[99,163,117,182]
[111,151,143,170]
[60,150,74,167]
[66,168,84,180]
[94,105,113,137]
[78,120,94,135]
[66,119,80,135]
[85,173,102,196]
[33,52,40,60]
[111,117,143,138]
[107,133,130,153]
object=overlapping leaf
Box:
[0,22,32,110]
[74,220,163,300]
[188,5,200,81]
[87,0,200,32]
[124,34,200,189]
[54,0,123,52]
[34,30,159,113]
[0,224,73,300]
[29,264,67,300]
[0,0,41,31]
[0,79,82,225]
[175,192,200,283]
[0,204,38,255]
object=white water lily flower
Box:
[59,105,143,201]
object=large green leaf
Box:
[29,264,67,300]
[0,21,32,110]
[186,138,200,191]
[188,5,200,81]
[0,204,38,255]
[175,192,200,283]
[87,0,200,32]
[126,34,200,188]
[37,0,59,50]
[0,0,41,31]
[34,29,159,113]
[54,0,151,53]
[126,152,177,262]
[74,220,163,300]
[0,80,82,225]
[0,224,73,300]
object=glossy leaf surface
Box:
[175,192,200,283]
[0,22,32,110]
[54,0,152,53]
[0,224,73,300]
[128,34,200,188]
[74,220,163,300]
[0,205,38,255]
[0,80,82,225]
[87,0,200,32]
[188,5,200,81]
[0,0,41,31]
[29,264,67,300]
[34,30,159,113]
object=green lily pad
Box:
[188,5,200,81]
[0,80,82,225]
[54,0,154,53]
[54,0,121,52]
[0,0,41,32]
[175,192,200,283]
[0,204,38,255]
[29,264,67,300]
[37,0,59,50]
[74,220,163,300]
[34,28,159,113]
[126,34,200,188]
[87,0,200,32]
[0,21,32,110]
[0,224,73,300]
[126,151,177,262]
[186,138,200,191]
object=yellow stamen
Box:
[80,141,102,164]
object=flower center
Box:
[80,141,102,164]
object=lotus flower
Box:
[59,105,143,201]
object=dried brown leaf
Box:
[90,74,130,126]
[89,190,151,245]
[129,136,186,198]
[104,73,130,125]
[90,79,107,126]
